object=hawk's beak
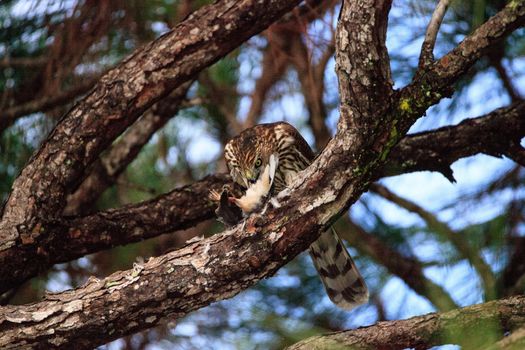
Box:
[244,170,257,186]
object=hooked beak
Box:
[244,170,257,186]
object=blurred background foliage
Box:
[0,0,524,349]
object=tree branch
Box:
[1,1,523,346]
[0,76,99,133]
[335,0,393,131]
[398,1,525,138]
[0,174,229,294]
[417,0,450,70]
[64,82,192,216]
[370,184,497,300]
[382,101,525,181]
[1,100,522,294]
[0,0,304,291]
[288,295,525,350]
[338,218,458,311]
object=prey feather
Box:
[233,154,278,214]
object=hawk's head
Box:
[224,124,276,189]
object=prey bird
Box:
[218,121,368,310]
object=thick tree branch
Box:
[1,1,523,346]
[335,0,393,131]
[288,295,525,350]
[381,101,525,180]
[0,0,304,291]
[0,174,229,294]
[1,100,522,294]
[64,82,192,216]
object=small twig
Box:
[180,97,207,108]
[418,0,450,70]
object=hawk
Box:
[220,121,368,310]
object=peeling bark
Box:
[0,101,522,295]
[64,82,192,216]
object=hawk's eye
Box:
[254,158,262,168]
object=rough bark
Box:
[0,0,304,293]
[0,1,524,347]
[64,82,192,216]
[398,0,525,136]
[0,100,522,295]
[287,295,525,350]
[0,174,228,298]
[381,101,525,181]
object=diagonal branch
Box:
[64,82,192,216]
[0,100,522,294]
[0,2,524,347]
[398,1,525,139]
[0,0,305,290]
[0,174,229,295]
[338,218,458,311]
[288,295,525,350]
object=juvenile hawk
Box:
[221,121,368,310]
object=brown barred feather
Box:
[224,122,368,310]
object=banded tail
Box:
[309,227,368,310]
